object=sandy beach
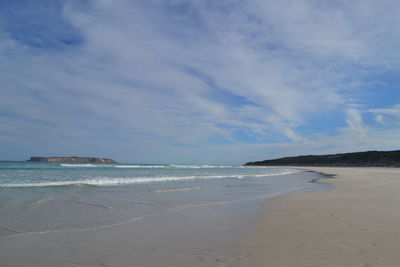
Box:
[1,167,399,266]
[0,165,325,267]
[230,167,400,267]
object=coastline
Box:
[229,167,400,267]
[0,167,325,267]
[5,166,395,266]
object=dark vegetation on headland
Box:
[245,150,400,167]
[28,157,117,163]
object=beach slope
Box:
[231,167,400,267]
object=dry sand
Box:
[229,167,400,267]
[2,167,399,267]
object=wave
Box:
[148,183,269,193]
[0,170,301,188]
[60,164,236,169]
[168,164,234,169]
[115,165,167,168]
[60,164,170,169]
[60,164,116,168]
[148,187,202,193]
[116,164,235,169]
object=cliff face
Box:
[245,150,400,167]
[28,157,117,163]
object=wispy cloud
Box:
[0,0,400,163]
[369,104,400,116]
[345,109,367,138]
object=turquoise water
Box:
[0,161,325,238]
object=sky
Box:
[0,0,400,164]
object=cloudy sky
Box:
[1,0,400,164]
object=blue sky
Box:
[1,0,400,164]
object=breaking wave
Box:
[0,170,301,188]
[59,164,237,169]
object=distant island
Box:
[28,157,117,163]
[245,150,400,167]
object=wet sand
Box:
[230,167,400,267]
[4,167,398,267]
[0,193,263,267]
[0,169,325,267]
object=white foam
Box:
[60,164,115,167]
[0,180,314,241]
[149,187,202,193]
[60,163,236,169]
[114,165,166,168]
[110,164,233,169]
[0,170,301,188]
[169,164,234,169]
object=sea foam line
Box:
[0,170,301,188]
[60,164,238,169]
[0,185,309,241]
[60,164,116,167]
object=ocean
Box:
[0,161,327,239]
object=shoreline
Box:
[228,167,400,266]
[0,167,325,267]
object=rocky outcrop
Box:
[28,157,117,163]
[245,150,400,167]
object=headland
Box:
[245,150,400,167]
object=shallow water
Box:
[0,162,328,239]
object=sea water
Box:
[0,161,327,239]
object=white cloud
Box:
[1,0,400,163]
[345,109,367,138]
[369,104,400,116]
[375,115,384,124]
[367,104,400,127]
